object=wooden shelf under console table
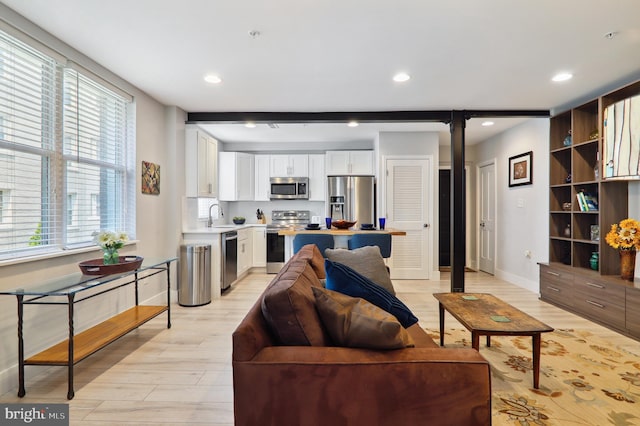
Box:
[0,257,177,400]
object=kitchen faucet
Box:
[207,202,224,227]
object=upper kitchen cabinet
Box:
[219,152,255,201]
[254,154,270,201]
[325,150,374,175]
[185,126,218,197]
[308,154,325,201]
[270,154,308,177]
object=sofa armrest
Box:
[233,347,491,426]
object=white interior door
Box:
[385,157,432,279]
[478,161,496,274]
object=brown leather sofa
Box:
[232,245,492,426]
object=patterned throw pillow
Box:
[324,259,418,328]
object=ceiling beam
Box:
[187,109,549,124]
[187,111,452,123]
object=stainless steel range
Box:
[266,210,310,273]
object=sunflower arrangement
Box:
[605,218,640,251]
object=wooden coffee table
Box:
[433,293,553,389]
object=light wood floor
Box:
[1,270,638,425]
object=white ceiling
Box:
[3,0,640,145]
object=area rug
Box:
[425,328,640,426]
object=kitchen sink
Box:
[212,225,239,228]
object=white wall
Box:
[0,11,184,395]
[474,118,550,292]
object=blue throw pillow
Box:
[324,259,418,328]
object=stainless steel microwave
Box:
[270,177,309,200]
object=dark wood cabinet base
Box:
[540,263,640,341]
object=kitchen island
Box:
[278,227,405,261]
[277,228,406,237]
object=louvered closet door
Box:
[385,157,432,279]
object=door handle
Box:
[423,224,430,228]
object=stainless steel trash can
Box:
[179,244,211,306]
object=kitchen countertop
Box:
[278,228,406,236]
[183,223,267,234]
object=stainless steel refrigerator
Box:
[327,176,375,225]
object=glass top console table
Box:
[0,257,177,400]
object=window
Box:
[66,193,77,227]
[0,189,8,223]
[90,193,99,217]
[0,27,135,260]
[62,68,134,246]
[198,198,221,220]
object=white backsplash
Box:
[226,200,326,224]
[183,197,326,229]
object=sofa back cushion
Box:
[294,243,326,279]
[261,258,331,346]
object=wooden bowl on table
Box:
[331,220,356,230]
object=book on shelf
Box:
[576,190,598,211]
[584,194,598,211]
[576,192,587,211]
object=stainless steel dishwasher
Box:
[221,231,238,292]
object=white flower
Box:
[93,230,128,250]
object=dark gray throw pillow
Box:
[325,246,395,295]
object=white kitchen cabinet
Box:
[325,150,374,175]
[308,154,325,201]
[218,152,255,201]
[252,226,266,267]
[269,154,308,177]
[237,228,253,276]
[185,127,218,197]
[254,155,270,201]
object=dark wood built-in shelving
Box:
[541,79,640,341]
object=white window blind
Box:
[0,28,135,260]
[63,69,134,247]
[0,29,58,257]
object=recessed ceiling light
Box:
[393,72,411,83]
[245,122,256,128]
[347,121,359,127]
[204,74,222,84]
[481,121,494,127]
[552,72,573,82]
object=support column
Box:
[450,111,466,292]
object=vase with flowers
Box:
[605,218,640,281]
[93,231,128,265]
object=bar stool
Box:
[347,233,392,258]
[293,234,335,257]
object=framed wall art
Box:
[141,161,160,195]
[508,151,532,187]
